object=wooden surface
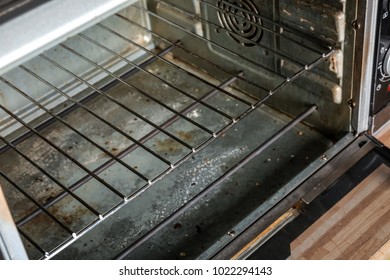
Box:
[289,125,390,260]
[370,239,390,260]
[378,124,390,147]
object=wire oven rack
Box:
[0,0,334,259]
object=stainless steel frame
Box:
[352,0,380,134]
[0,0,140,76]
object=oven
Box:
[0,0,389,260]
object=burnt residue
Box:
[173,223,182,230]
[111,147,119,155]
[176,130,193,142]
[280,0,345,43]
[154,138,183,154]
[54,202,94,226]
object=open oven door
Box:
[212,133,390,260]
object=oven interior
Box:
[0,0,360,259]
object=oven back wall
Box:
[149,0,357,137]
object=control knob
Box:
[383,48,390,76]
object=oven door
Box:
[212,133,390,259]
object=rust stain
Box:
[111,147,119,156]
[22,201,91,235]
[327,50,343,78]
[50,204,91,227]
[330,56,337,72]
[151,131,195,155]
[176,131,193,142]
[154,138,183,153]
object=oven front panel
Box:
[372,0,390,131]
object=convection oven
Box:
[0,0,389,260]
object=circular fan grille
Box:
[217,0,263,46]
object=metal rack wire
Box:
[0,0,334,259]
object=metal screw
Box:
[320,154,328,161]
[352,21,361,30]
[348,99,356,109]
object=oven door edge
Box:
[352,0,381,134]
[0,186,28,260]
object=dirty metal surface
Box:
[53,103,331,260]
[0,56,332,259]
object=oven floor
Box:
[0,57,334,259]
